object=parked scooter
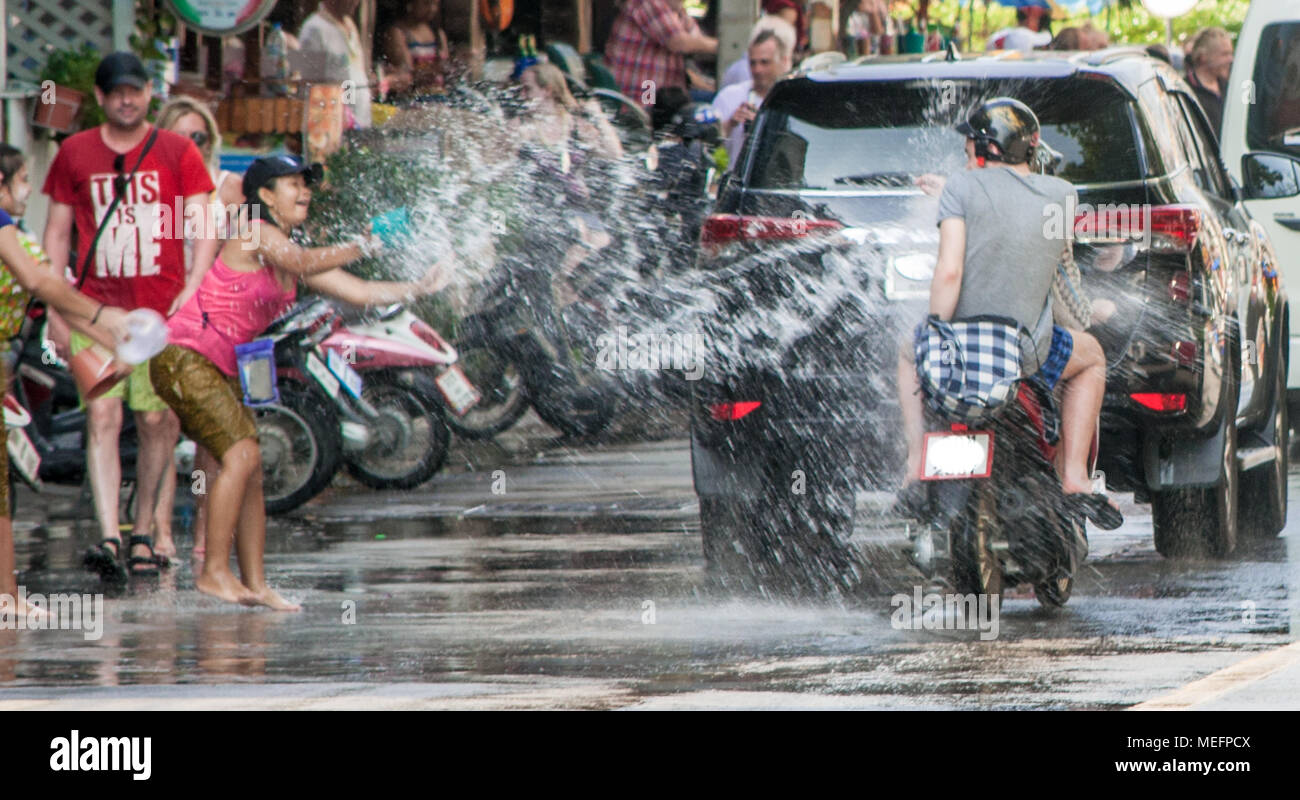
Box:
[904,383,1092,611]
[319,302,478,488]
[7,305,339,516]
[454,246,619,440]
[4,390,41,513]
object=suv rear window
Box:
[1247,22,1300,159]
[747,76,1143,189]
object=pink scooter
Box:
[317,303,480,489]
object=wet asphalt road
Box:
[1,411,1296,710]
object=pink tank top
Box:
[167,254,297,376]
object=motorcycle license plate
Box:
[921,430,994,480]
[305,351,341,397]
[326,347,364,399]
[7,427,41,486]
[435,366,481,416]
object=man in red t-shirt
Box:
[43,52,217,579]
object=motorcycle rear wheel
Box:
[345,379,450,489]
[257,382,341,515]
[950,484,1003,607]
[1033,515,1082,610]
[445,345,530,440]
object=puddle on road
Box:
[1,496,1294,696]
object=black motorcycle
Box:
[453,246,619,440]
[905,384,1091,611]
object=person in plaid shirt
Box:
[605,0,718,106]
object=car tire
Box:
[700,483,859,599]
[1151,415,1239,558]
[1241,354,1288,538]
[1151,328,1242,559]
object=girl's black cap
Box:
[242,155,323,199]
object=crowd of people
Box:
[0,1,1245,618]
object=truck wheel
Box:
[1241,357,1288,537]
[1151,416,1239,558]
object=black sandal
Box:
[126,535,166,576]
[1064,493,1124,531]
[82,538,128,582]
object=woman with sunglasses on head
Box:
[150,155,455,610]
[0,144,131,617]
[154,97,244,562]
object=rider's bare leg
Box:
[898,337,925,483]
[1055,329,1108,496]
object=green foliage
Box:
[909,0,1250,51]
[306,130,524,332]
[38,45,105,130]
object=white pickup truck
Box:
[1222,0,1300,411]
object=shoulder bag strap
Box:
[75,126,161,290]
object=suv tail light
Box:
[1130,392,1187,412]
[709,401,761,421]
[1072,204,1201,254]
[1146,205,1202,254]
[699,214,843,247]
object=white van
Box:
[1222,0,1300,404]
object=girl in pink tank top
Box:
[152,155,455,612]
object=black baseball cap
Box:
[242,155,324,200]
[95,52,150,93]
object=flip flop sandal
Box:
[1064,493,1124,531]
[82,538,128,583]
[126,535,164,576]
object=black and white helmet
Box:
[955,97,1041,165]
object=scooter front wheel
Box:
[257,382,342,515]
[345,378,450,489]
[445,344,530,440]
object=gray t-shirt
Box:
[936,166,1075,368]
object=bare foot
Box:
[246,586,302,612]
[195,572,259,606]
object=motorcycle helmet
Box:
[954,97,1040,165]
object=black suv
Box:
[690,49,1288,591]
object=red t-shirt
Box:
[42,126,215,314]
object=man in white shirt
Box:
[986,6,1052,52]
[297,0,372,128]
[711,29,792,169]
[719,15,797,91]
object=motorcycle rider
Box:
[895,97,1122,529]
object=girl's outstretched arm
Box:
[254,220,380,277]
[302,254,455,306]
